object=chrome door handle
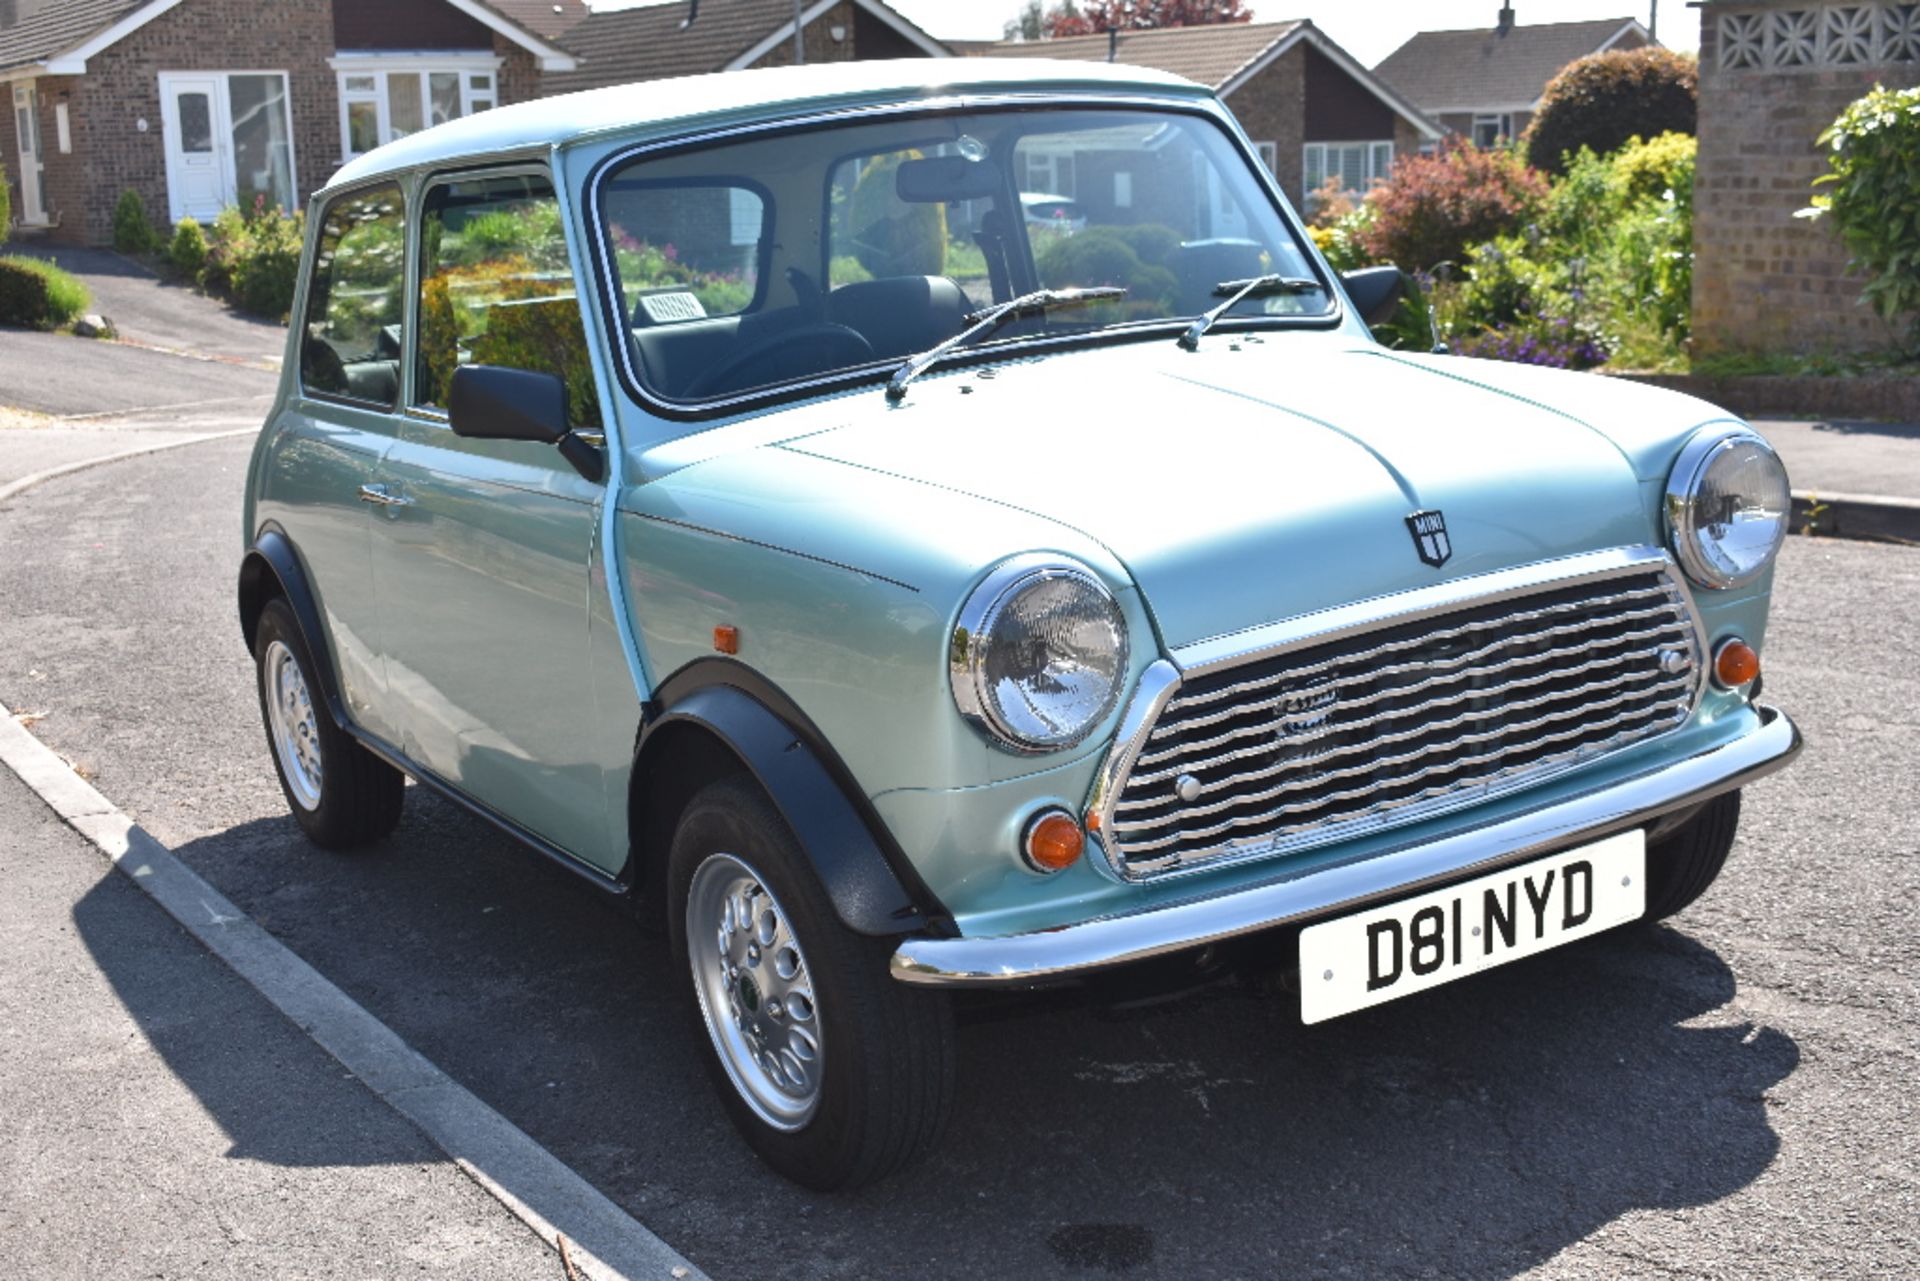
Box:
[357,483,412,507]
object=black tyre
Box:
[1644,790,1741,921]
[254,597,405,849]
[668,775,955,1190]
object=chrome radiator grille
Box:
[1099,559,1703,880]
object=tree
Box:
[1521,47,1697,176]
[1045,0,1252,37]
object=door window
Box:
[228,74,294,214]
[301,184,408,407]
[177,92,213,153]
[414,173,601,430]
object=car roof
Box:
[325,57,1211,194]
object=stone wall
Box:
[1223,44,1307,208]
[1693,0,1920,355]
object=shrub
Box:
[203,199,304,319]
[1359,140,1548,274]
[112,189,159,255]
[1799,84,1920,350]
[1313,202,1380,273]
[0,255,91,329]
[169,217,208,279]
[1523,48,1698,176]
[1034,226,1177,318]
[1452,315,1611,370]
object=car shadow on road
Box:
[111,790,1798,1279]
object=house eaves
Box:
[1220,22,1443,141]
[721,0,949,70]
[8,0,576,77]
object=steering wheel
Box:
[684,322,875,399]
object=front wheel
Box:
[668,776,954,1189]
[1644,790,1741,921]
[254,598,405,849]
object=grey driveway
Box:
[3,242,287,365]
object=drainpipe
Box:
[794,0,805,64]
[1108,27,1118,61]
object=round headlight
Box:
[951,557,1130,753]
[1665,428,1790,590]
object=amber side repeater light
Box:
[713,625,740,655]
[1713,637,1760,689]
[1023,809,1085,873]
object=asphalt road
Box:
[0,764,568,1280]
[0,329,274,416]
[1,435,1914,1280]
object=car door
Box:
[366,167,610,864]
[262,180,411,744]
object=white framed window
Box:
[331,54,500,160]
[1302,141,1393,201]
[1253,140,1278,174]
[1472,114,1514,148]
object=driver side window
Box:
[413,172,601,429]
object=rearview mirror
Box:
[895,155,1000,204]
[449,365,603,482]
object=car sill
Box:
[889,705,1801,988]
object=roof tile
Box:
[1373,17,1644,112]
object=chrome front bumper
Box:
[890,705,1800,988]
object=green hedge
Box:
[0,156,11,244]
[0,255,90,329]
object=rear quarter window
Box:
[301,183,407,407]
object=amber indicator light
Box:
[1024,810,1085,873]
[1714,638,1759,688]
[713,625,740,655]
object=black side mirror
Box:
[1340,265,1410,327]
[449,365,602,482]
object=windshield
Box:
[597,106,1330,406]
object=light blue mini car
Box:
[240,60,1800,1188]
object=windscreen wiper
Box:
[886,286,1128,401]
[1177,275,1323,350]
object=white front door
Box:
[158,72,296,224]
[160,74,226,222]
[12,82,46,225]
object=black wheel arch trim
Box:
[240,523,352,731]
[639,658,954,938]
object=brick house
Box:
[0,0,583,244]
[1374,6,1652,146]
[542,0,950,94]
[1692,0,1920,355]
[984,21,1442,208]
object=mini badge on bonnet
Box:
[1406,510,1452,567]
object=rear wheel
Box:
[1644,790,1741,921]
[668,775,954,1189]
[254,598,404,849]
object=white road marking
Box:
[0,703,709,1281]
[0,426,263,507]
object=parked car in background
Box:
[239,59,1800,1191]
[1020,191,1088,234]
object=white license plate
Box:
[1298,831,1646,1025]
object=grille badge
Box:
[1406,510,1452,567]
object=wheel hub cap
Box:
[262,640,322,811]
[686,853,823,1131]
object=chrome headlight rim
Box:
[1664,425,1790,591]
[950,554,1130,754]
